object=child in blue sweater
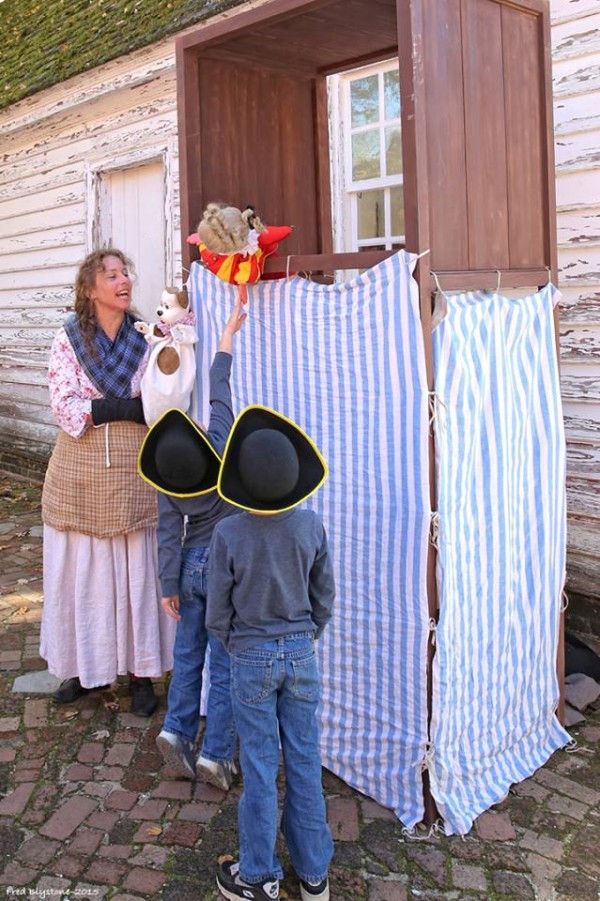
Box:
[207,406,335,901]
[138,298,245,788]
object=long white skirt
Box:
[40,525,176,688]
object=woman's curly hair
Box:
[73,248,135,357]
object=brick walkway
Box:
[0,478,599,900]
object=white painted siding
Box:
[552,0,600,604]
[0,41,181,471]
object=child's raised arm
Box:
[218,296,247,355]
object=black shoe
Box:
[300,877,329,901]
[53,677,109,704]
[216,859,279,900]
[130,677,158,717]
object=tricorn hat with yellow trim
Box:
[217,405,327,514]
[137,408,221,497]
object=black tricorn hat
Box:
[137,408,221,497]
[217,405,328,514]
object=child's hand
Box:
[161,594,181,621]
[219,297,247,353]
[225,296,247,335]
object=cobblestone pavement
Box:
[0,477,599,901]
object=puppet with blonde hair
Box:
[187,202,292,302]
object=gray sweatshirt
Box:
[156,351,237,597]
[206,508,335,653]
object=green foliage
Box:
[0,0,240,110]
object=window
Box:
[329,60,405,264]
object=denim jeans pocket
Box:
[232,657,273,704]
[180,547,209,599]
[291,650,320,702]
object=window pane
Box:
[384,69,400,120]
[357,189,385,239]
[385,126,402,176]
[390,185,405,236]
[352,131,380,180]
[351,74,379,127]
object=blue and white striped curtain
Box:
[429,284,570,835]
[189,253,431,827]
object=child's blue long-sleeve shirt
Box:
[156,351,236,597]
[206,508,335,653]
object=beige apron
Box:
[42,422,157,538]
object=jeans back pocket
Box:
[232,657,274,705]
[291,650,320,702]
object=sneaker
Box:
[156,731,196,779]
[216,859,279,900]
[53,677,109,704]
[196,754,237,791]
[129,677,158,717]
[300,877,329,901]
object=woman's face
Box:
[89,255,132,317]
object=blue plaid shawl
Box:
[64,312,148,398]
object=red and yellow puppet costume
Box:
[187,225,293,285]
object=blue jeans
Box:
[163,546,235,760]
[231,633,333,885]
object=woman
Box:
[40,248,176,716]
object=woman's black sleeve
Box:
[91,397,145,425]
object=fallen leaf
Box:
[103,700,120,711]
[61,710,79,720]
[91,729,110,740]
[15,606,28,615]
[16,579,30,585]
[146,825,162,836]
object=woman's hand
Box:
[161,594,181,621]
[218,296,247,353]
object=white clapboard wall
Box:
[0,38,181,471]
[552,0,600,610]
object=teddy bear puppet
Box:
[187,202,293,302]
[135,288,198,426]
[135,287,197,348]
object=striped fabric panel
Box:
[189,253,431,826]
[429,285,571,836]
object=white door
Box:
[96,161,166,321]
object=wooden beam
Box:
[262,250,395,272]
[540,2,558,284]
[264,254,553,293]
[176,0,338,53]
[429,268,552,291]
[176,43,201,275]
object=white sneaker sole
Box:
[300,883,329,901]
[216,875,279,901]
[156,734,195,779]
[215,879,243,901]
[196,759,231,791]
